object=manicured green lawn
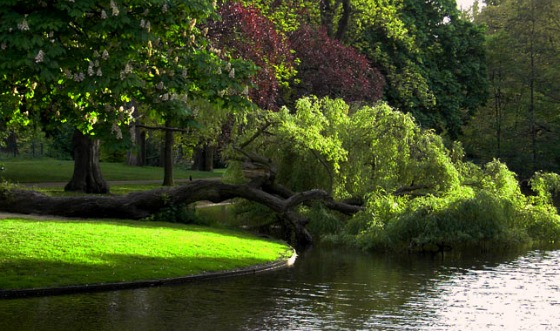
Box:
[0,218,292,290]
[0,158,223,183]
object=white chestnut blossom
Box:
[110,0,119,16]
[35,50,45,63]
[229,68,235,79]
[73,72,85,82]
[101,10,107,19]
[102,50,109,60]
[18,19,30,31]
[88,61,95,76]
[111,123,123,139]
[119,63,132,80]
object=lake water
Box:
[1,246,559,330]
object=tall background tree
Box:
[462,0,560,177]
[314,0,488,137]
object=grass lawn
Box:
[0,158,224,183]
[0,218,292,290]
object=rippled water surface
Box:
[1,247,559,330]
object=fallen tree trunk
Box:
[0,180,363,249]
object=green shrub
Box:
[342,162,559,252]
[529,171,560,205]
[520,204,560,243]
[304,203,345,237]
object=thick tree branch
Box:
[0,180,363,248]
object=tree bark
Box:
[126,124,144,166]
[64,130,109,194]
[192,144,214,171]
[163,120,174,186]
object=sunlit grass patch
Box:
[0,219,292,290]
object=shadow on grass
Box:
[0,252,290,299]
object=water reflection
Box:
[1,247,558,330]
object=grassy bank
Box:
[0,218,292,290]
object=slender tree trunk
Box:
[529,0,537,172]
[6,131,18,157]
[492,69,503,158]
[126,124,142,166]
[139,131,146,166]
[64,130,109,194]
[192,144,214,171]
[162,122,174,186]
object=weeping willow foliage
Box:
[227,97,560,250]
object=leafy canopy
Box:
[0,0,255,135]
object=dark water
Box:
[1,246,559,331]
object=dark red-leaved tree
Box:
[208,2,295,111]
[290,24,385,103]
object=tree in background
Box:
[289,24,385,103]
[209,1,385,108]
[0,0,254,192]
[208,1,295,111]
[462,0,560,177]
[316,0,488,137]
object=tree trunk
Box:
[64,130,109,194]
[6,131,18,157]
[140,130,146,166]
[126,124,143,166]
[192,144,214,171]
[163,122,174,186]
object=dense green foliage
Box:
[462,0,560,176]
[229,96,560,251]
[311,0,488,136]
[0,0,254,133]
[342,161,560,251]
[0,218,291,289]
